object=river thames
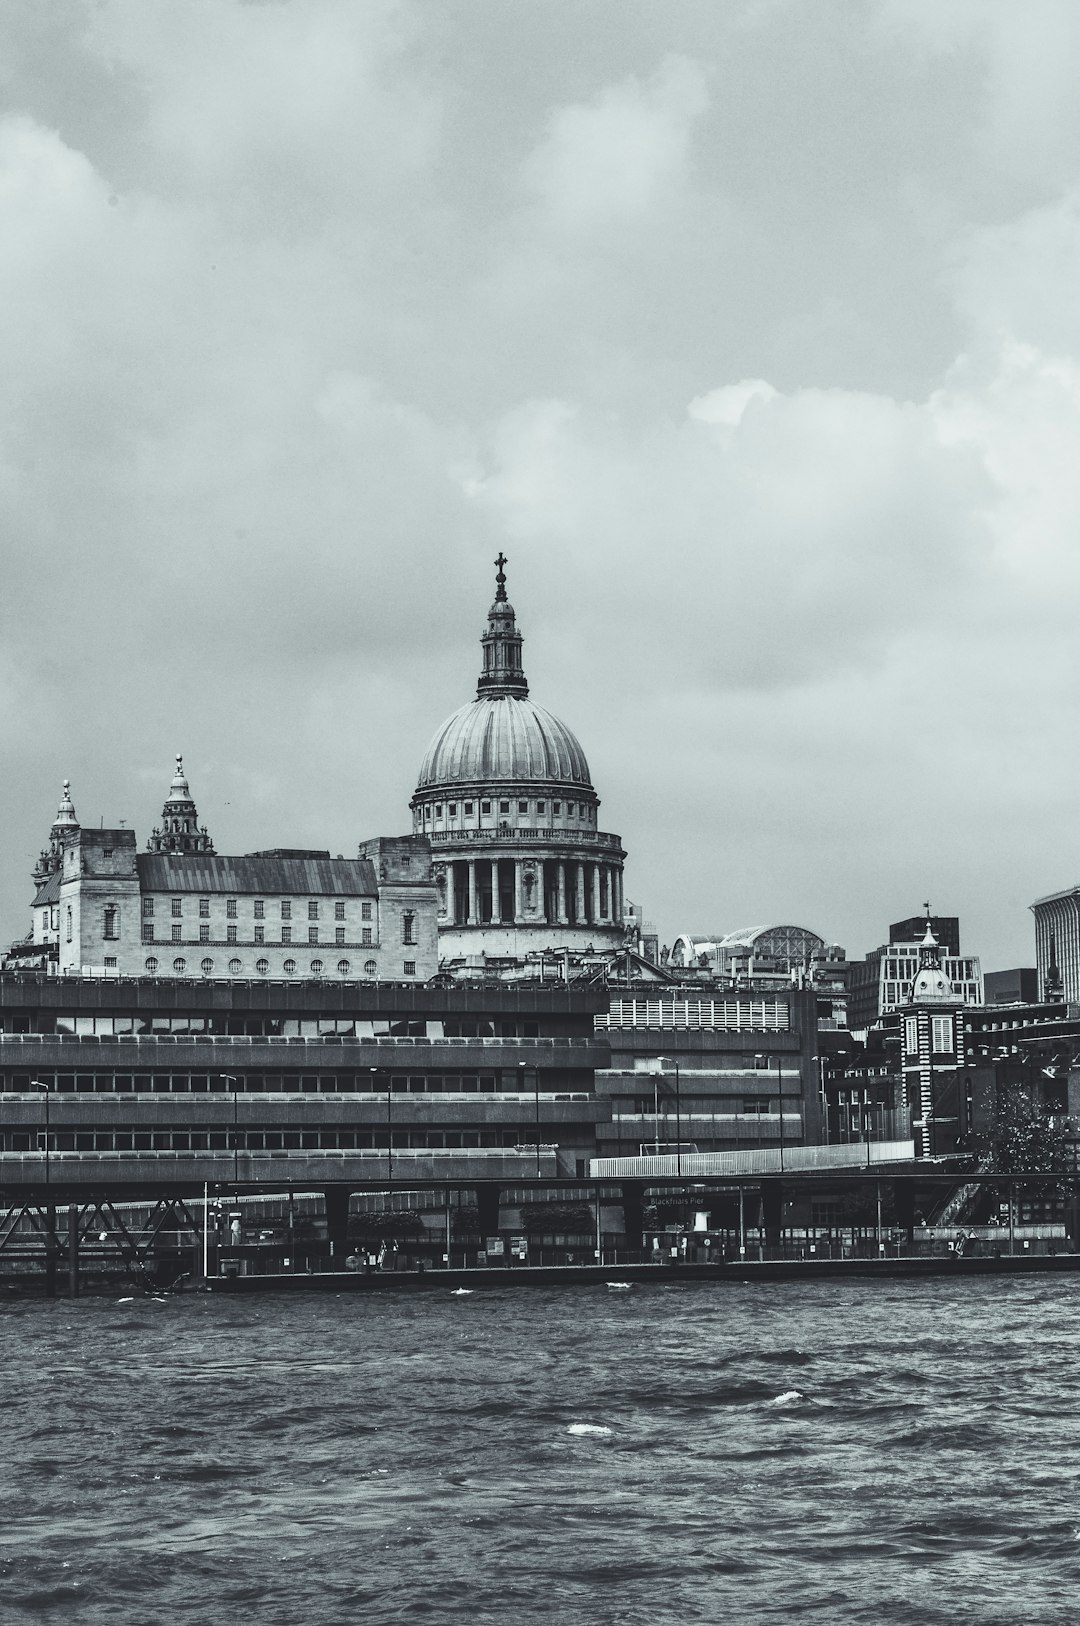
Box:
[2,1276,1078,1624]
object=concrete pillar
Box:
[467,860,478,924]
[514,859,524,922]
[68,1202,79,1298]
[575,863,586,923]
[613,866,622,929]
[557,862,568,925]
[490,860,501,924]
[591,863,601,924]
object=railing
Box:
[589,1140,917,1179]
[425,828,623,850]
[0,1033,604,1049]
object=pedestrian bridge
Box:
[589,1140,917,1180]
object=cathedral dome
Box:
[417,695,593,792]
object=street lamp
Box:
[519,1061,541,1179]
[655,1057,681,1175]
[371,1067,391,1184]
[221,1075,239,1186]
[30,1079,50,1188]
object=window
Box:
[171,898,182,918]
[281,901,291,920]
[361,902,372,921]
[66,907,72,942]
[363,959,377,976]
[336,928,346,946]
[283,959,297,976]
[553,802,561,814]
[537,802,545,815]
[171,924,182,944]
[499,801,509,814]
[932,1016,953,1054]
[464,802,473,815]
[567,803,575,815]
[142,923,154,944]
[308,901,318,920]
[226,899,237,919]
[103,849,113,859]
[199,898,210,918]
[103,905,119,941]
[402,911,416,945]
[337,959,351,977]
[742,1096,771,1114]
[361,928,372,946]
[310,959,323,976]
[143,956,158,974]
[435,804,442,816]
[254,899,264,919]
[282,926,292,945]
[200,958,214,976]
[404,961,416,977]
[228,958,242,975]
[905,1017,919,1055]
[142,897,154,917]
[256,958,269,976]
[104,956,116,968]
[254,925,264,945]
[173,957,187,974]
[227,925,237,945]
[448,803,457,816]
[199,925,210,944]
[481,801,491,815]
[334,901,345,921]
[518,801,528,814]
[308,928,319,946]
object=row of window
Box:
[1,1015,544,1038]
[142,957,411,978]
[421,798,592,820]
[904,1015,956,1055]
[2,1128,527,1153]
[145,899,372,921]
[143,926,376,947]
[0,1069,573,1092]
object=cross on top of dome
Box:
[494,552,508,603]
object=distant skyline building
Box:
[411,555,629,962]
[847,911,982,1033]
[1030,884,1080,1003]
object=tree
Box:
[986,1085,1071,1177]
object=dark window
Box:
[103,905,119,940]
[142,923,154,944]
[404,961,416,977]
[518,801,528,813]
[226,898,237,919]
[361,902,372,920]
[171,924,182,943]
[402,912,417,945]
[281,901,292,920]
[308,901,318,920]
[335,901,345,920]
[142,897,154,917]
[199,898,210,918]
[481,801,491,814]
[171,898,182,918]
[254,899,264,919]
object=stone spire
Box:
[909,913,956,1004]
[146,755,215,854]
[33,780,80,884]
[477,552,529,699]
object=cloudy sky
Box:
[2,0,1080,967]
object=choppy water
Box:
[3,1277,1080,1624]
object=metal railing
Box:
[589,1140,917,1179]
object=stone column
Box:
[591,863,601,924]
[575,863,587,923]
[467,860,478,924]
[514,859,524,922]
[613,866,623,929]
[557,862,568,925]
[490,860,501,924]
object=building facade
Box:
[410,557,627,963]
[16,765,438,983]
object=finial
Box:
[176,753,183,775]
[63,779,70,796]
[923,899,931,918]
[494,551,508,603]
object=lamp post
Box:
[221,1075,239,1187]
[519,1061,541,1179]
[30,1079,50,1188]
[656,1057,681,1176]
[371,1067,391,1184]
[30,1080,55,1297]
